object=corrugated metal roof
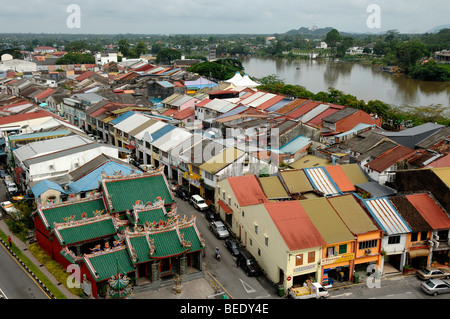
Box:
[109,111,135,125]
[265,201,326,251]
[227,174,269,206]
[113,113,150,134]
[264,98,293,112]
[304,167,341,196]
[300,197,355,244]
[200,147,244,174]
[299,103,329,123]
[150,124,177,142]
[247,93,276,108]
[362,197,411,235]
[258,176,290,199]
[151,128,192,152]
[134,121,166,141]
[431,167,450,188]
[31,179,65,197]
[325,165,355,193]
[279,170,314,194]
[279,135,311,154]
[328,195,379,234]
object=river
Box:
[239,56,450,110]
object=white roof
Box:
[240,91,265,105]
[232,74,260,88]
[363,198,411,235]
[203,99,236,113]
[134,121,166,141]
[247,93,276,108]
[13,135,92,162]
[151,127,192,152]
[225,72,243,84]
[113,113,150,134]
[299,104,330,123]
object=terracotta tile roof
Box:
[366,145,416,173]
[75,71,95,82]
[173,107,194,120]
[265,201,326,251]
[389,196,433,232]
[34,88,56,101]
[285,101,321,120]
[227,175,269,207]
[162,108,178,116]
[406,193,450,230]
[0,109,56,125]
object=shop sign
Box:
[321,253,355,266]
[293,264,316,273]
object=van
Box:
[190,195,208,211]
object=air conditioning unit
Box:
[365,249,372,255]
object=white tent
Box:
[225,71,243,84]
[232,74,260,88]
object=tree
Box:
[156,48,181,65]
[325,29,341,48]
[56,53,95,64]
[394,41,428,70]
[118,39,130,57]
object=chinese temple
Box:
[32,167,206,298]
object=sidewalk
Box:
[0,219,79,299]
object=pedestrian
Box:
[8,235,12,248]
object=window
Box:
[359,240,377,250]
[308,251,315,263]
[265,236,269,247]
[411,232,418,242]
[388,235,401,245]
[254,224,258,234]
[339,244,347,254]
[420,232,428,241]
[258,249,261,256]
[327,247,335,257]
[295,254,303,266]
[205,171,214,180]
[242,211,245,218]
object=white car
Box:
[190,195,209,211]
[210,221,230,239]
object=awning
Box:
[125,144,136,150]
[409,249,429,258]
[218,200,233,215]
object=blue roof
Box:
[215,105,248,120]
[265,99,294,112]
[31,180,66,197]
[156,81,174,88]
[68,161,141,193]
[150,124,176,142]
[279,135,311,154]
[110,111,136,125]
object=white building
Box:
[95,51,118,65]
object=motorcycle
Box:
[215,251,221,262]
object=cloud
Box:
[0,0,448,34]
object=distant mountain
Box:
[427,24,450,33]
[285,26,335,38]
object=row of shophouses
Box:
[214,170,450,290]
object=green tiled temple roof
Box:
[127,207,167,226]
[103,174,174,212]
[54,217,117,245]
[84,247,135,282]
[38,196,106,230]
[180,226,205,252]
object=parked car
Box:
[1,200,19,218]
[225,239,241,256]
[421,279,450,296]
[210,221,229,239]
[237,249,262,276]
[0,169,8,178]
[175,187,189,201]
[417,267,450,280]
[5,181,18,194]
[205,209,216,222]
[168,180,178,192]
[190,195,209,211]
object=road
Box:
[328,275,450,300]
[175,195,279,299]
[0,172,50,299]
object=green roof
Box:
[127,207,167,226]
[55,217,117,245]
[85,247,135,282]
[103,174,174,212]
[179,226,205,252]
[38,197,107,229]
[128,235,154,264]
[148,230,189,259]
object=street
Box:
[328,274,450,299]
[175,195,279,299]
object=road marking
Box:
[240,278,256,293]
[330,292,353,298]
[253,294,271,299]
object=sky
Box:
[0,0,449,35]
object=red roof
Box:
[306,107,341,127]
[366,145,416,173]
[257,95,285,110]
[325,165,355,192]
[34,88,56,101]
[227,175,269,207]
[265,201,326,251]
[425,154,450,168]
[195,99,212,107]
[173,107,195,120]
[0,109,56,125]
[285,101,320,120]
[133,64,156,72]
[406,193,450,230]
[75,71,94,82]
[162,108,178,116]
